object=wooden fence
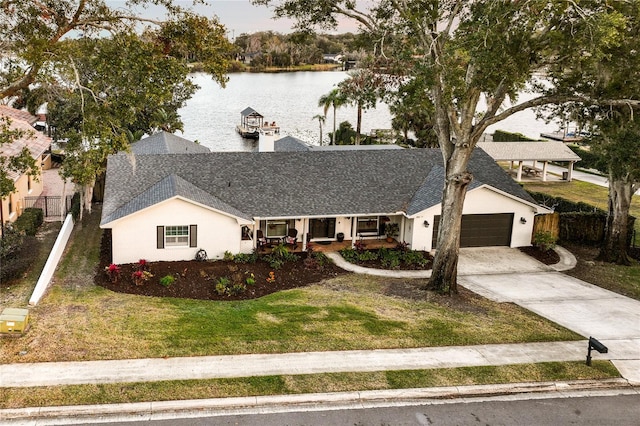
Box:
[532,213,560,239]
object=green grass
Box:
[0,361,619,409]
[523,180,640,234]
[0,221,62,309]
[523,180,640,300]
[1,208,581,363]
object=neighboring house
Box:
[323,53,343,63]
[0,106,51,231]
[100,132,551,264]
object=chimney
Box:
[258,129,275,152]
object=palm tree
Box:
[318,88,346,145]
[312,114,326,145]
[337,70,385,145]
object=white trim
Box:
[101,195,253,228]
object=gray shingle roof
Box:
[274,136,311,151]
[101,174,251,224]
[101,147,537,226]
[477,141,581,162]
[274,135,404,152]
[130,132,211,154]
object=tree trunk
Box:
[84,182,94,214]
[427,147,474,294]
[355,103,362,145]
[597,176,634,265]
[332,106,336,145]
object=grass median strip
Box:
[0,361,619,409]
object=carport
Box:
[478,141,581,182]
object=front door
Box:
[309,218,336,239]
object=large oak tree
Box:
[1,0,233,216]
[253,0,639,293]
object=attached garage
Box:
[432,213,514,248]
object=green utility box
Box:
[0,308,30,334]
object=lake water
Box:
[178,71,562,152]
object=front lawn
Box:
[0,207,581,364]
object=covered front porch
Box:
[260,237,400,254]
[245,214,408,253]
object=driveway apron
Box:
[460,257,640,384]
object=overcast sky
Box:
[109,1,360,37]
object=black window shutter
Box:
[157,226,164,249]
[189,225,197,247]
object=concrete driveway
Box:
[459,248,640,384]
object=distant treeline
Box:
[230,31,373,69]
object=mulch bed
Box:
[518,246,561,265]
[96,258,347,301]
[96,230,572,301]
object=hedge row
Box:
[527,191,605,214]
[492,130,538,142]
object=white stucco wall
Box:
[107,198,244,264]
[409,187,539,251]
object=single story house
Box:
[0,106,51,233]
[100,132,551,264]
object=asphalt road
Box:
[52,391,640,426]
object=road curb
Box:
[1,379,635,425]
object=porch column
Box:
[542,161,548,182]
[351,217,357,248]
[301,218,307,251]
[399,217,405,243]
[252,218,259,251]
[516,160,523,182]
[568,161,575,182]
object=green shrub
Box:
[533,231,558,252]
[14,208,43,236]
[159,275,175,287]
[214,276,231,295]
[401,250,428,267]
[270,243,290,258]
[70,192,81,221]
[357,250,379,262]
[215,282,227,295]
[0,224,24,260]
[234,252,258,264]
[0,232,37,282]
[223,251,235,261]
[264,255,284,270]
[339,248,358,263]
[229,283,246,295]
[245,274,256,286]
[380,249,401,269]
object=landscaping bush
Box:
[533,231,557,252]
[70,192,81,221]
[340,246,431,270]
[0,232,38,282]
[234,252,258,264]
[159,275,175,287]
[14,207,43,236]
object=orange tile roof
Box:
[0,105,38,125]
[0,106,51,181]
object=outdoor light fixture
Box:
[423,220,430,228]
[520,217,527,224]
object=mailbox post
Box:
[586,337,608,366]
